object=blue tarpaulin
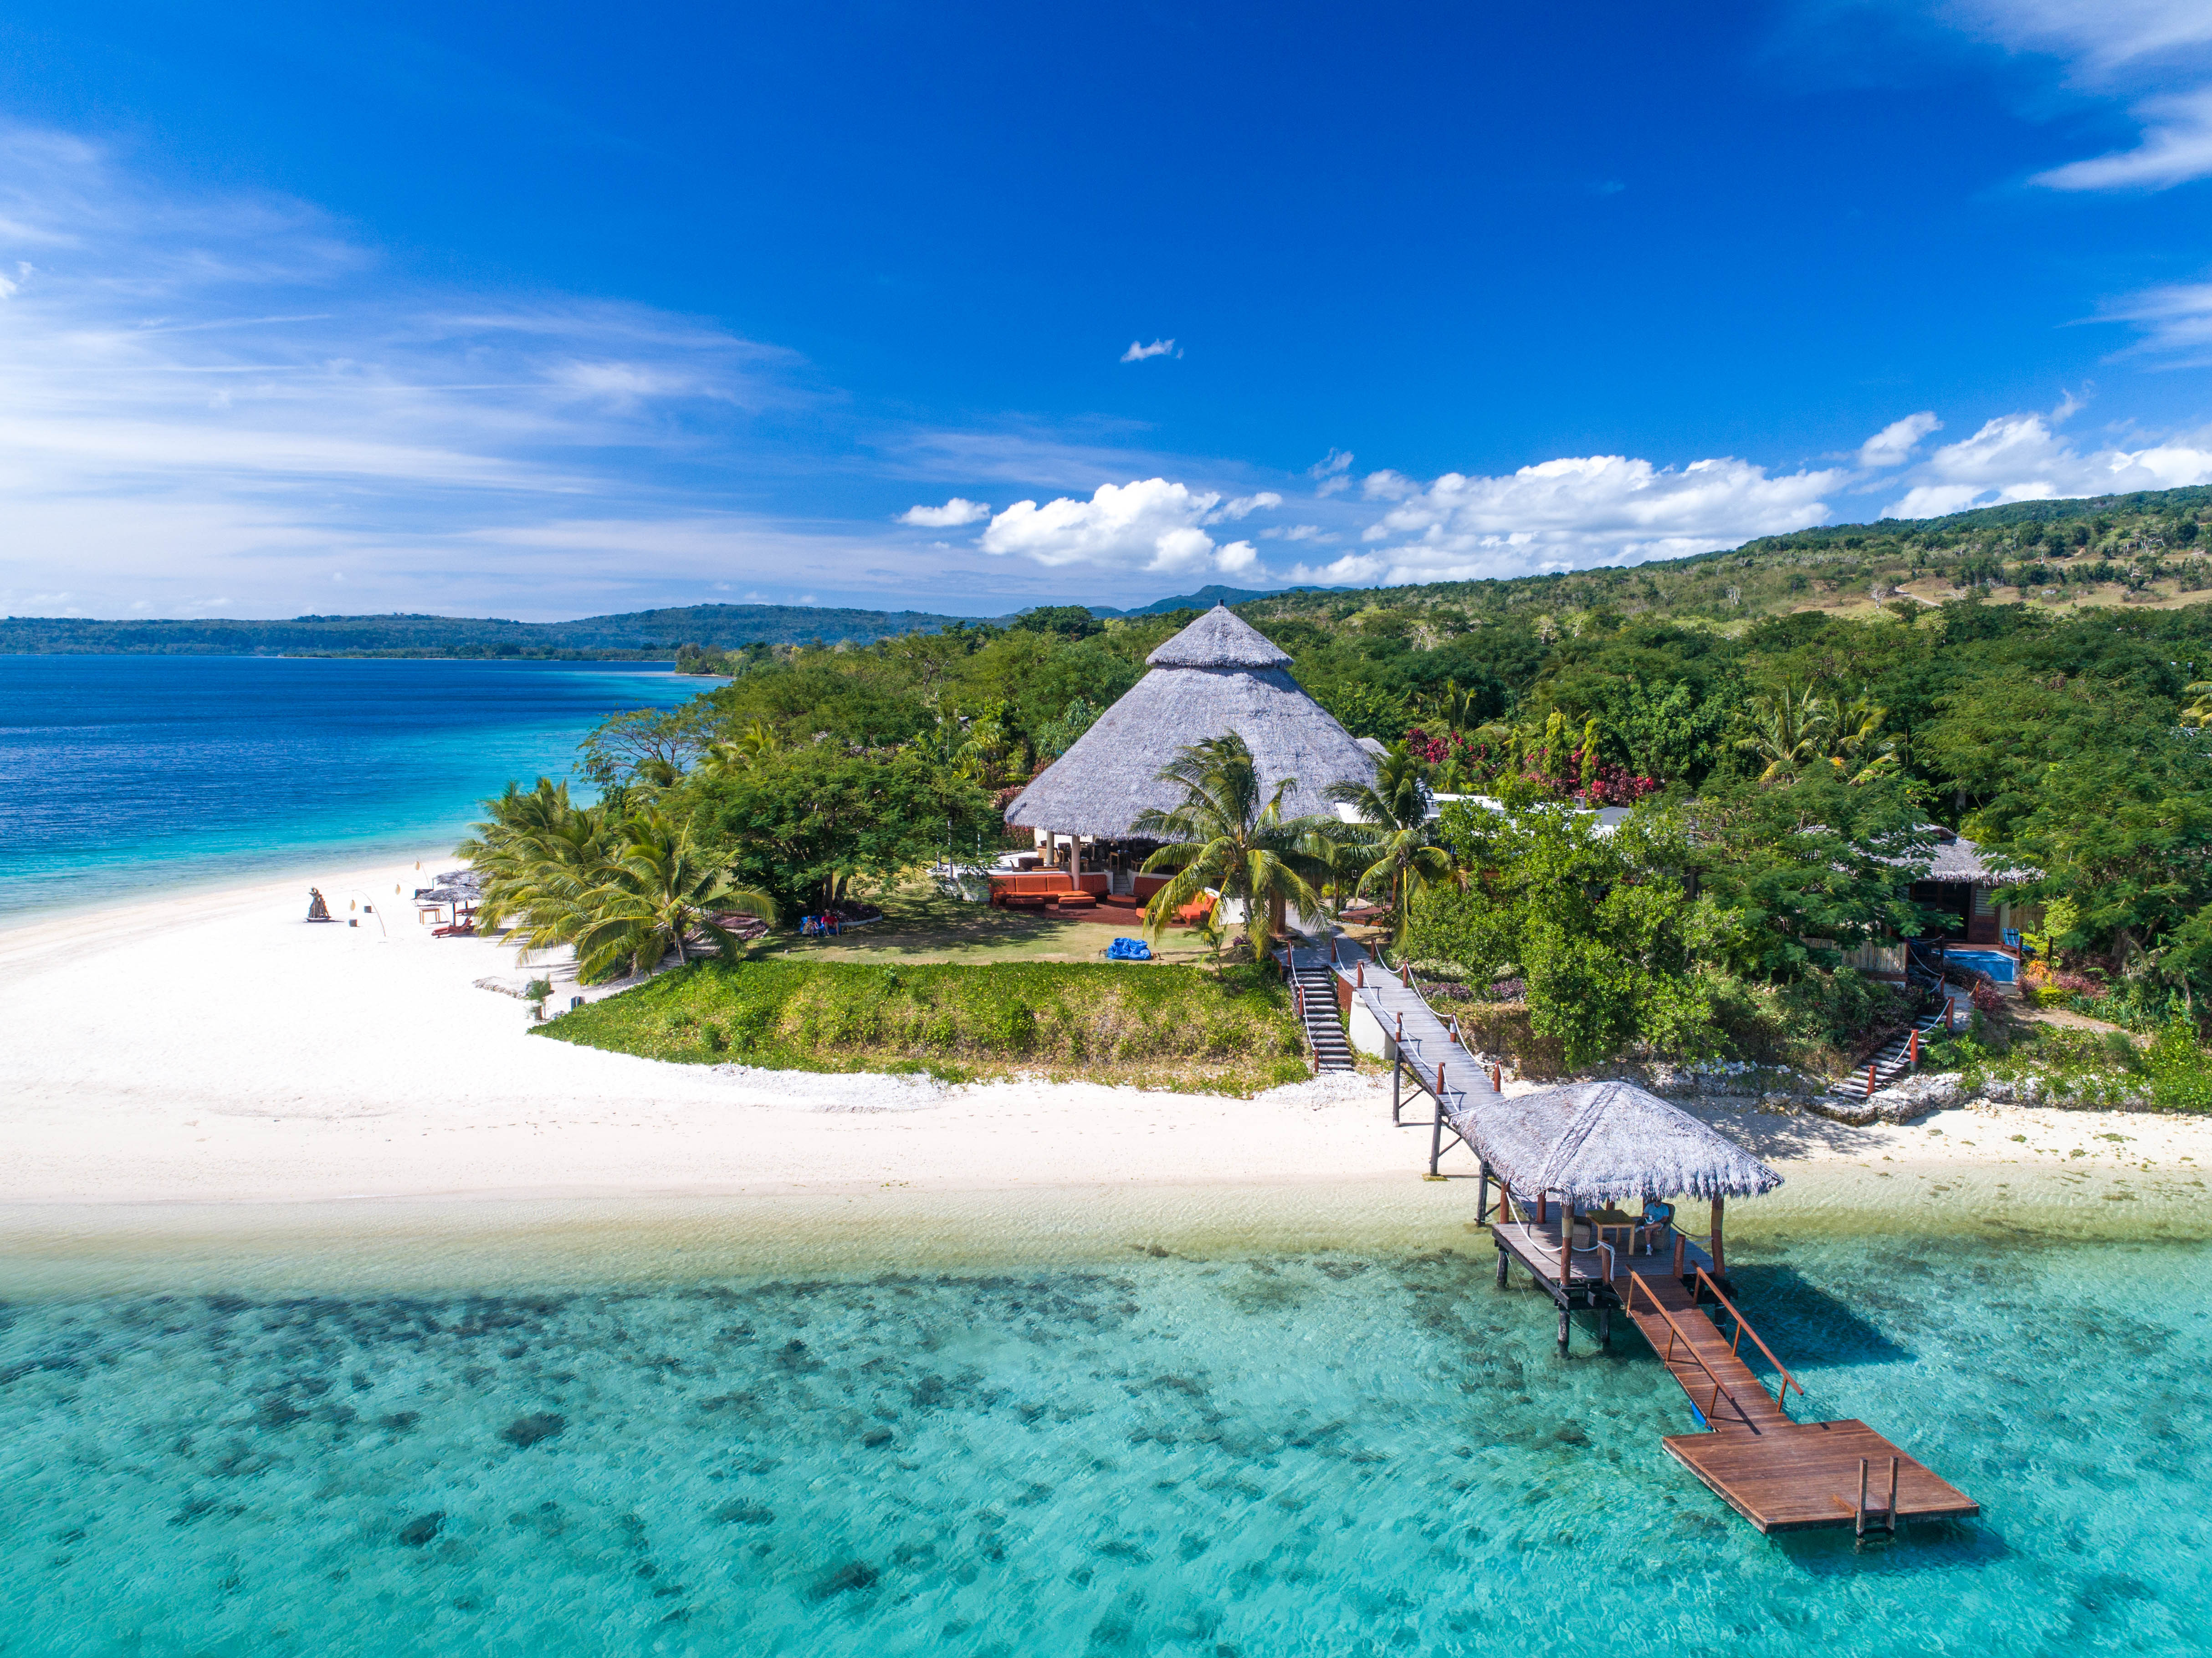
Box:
[1106,936,1152,962]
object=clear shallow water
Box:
[0,655,697,924]
[3,1231,2206,1655]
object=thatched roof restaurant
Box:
[1004,605,1377,877]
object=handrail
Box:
[1623,1275,1761,1433]
[1692,1268,1804,1400]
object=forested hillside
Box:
[1242,484,2212,635]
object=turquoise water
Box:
[0,655,699,924]
[4,1229,2206,1655]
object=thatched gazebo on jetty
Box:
[1000,604,1377,910]
[1439,1077,1976,1535]
[1441,1079,1782,1350]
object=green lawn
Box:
[537,955,1310,1094]
[750,879,1227,967]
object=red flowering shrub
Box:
[1401,728,1659,808]
[2045,970,2107,999]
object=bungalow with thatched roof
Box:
[1001,604,1377,908]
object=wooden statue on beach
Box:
[306,887,334,922]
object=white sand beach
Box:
[2,853,2208,1245]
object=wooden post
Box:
[1559,1196,1572,1290]
[1427,1092,1445,1175]
[1390,1060,1401,1125]
[1395,1011,1403,1045]
[1672,1229,1686,1278]
[1536,1193,1547,1225]
[1436,1059,1445,1097]
[1946,999,1954,1035]
[1856,1459,1870,1539]
[1710,1195,1726,1278]
[1476,1160,1491,1227]
[1910,1029,1920,1067]
[1357,962,1365,988]
[1866,1062,1877,1098]
[1490,1063,1502,1091]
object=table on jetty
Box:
[1298,934,1979,1538]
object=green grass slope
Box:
[537,958,1311,1093]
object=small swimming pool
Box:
[1946,947,2017,983]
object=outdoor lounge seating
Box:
[988,870,1109,906]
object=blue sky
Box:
[4,1,2212,620]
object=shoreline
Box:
[2,857,2208,1291]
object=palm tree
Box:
[1737,681,1833,783]
[459,779,625,936]
[696,719,783,780]
[568,809,775,982]
[1131,733,1325,965]
[1325,746,1455,945]
[1826,689,1900,784]
[1418,678,1486,735]
[2182,681,2212,728]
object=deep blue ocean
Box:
[0,655,699,924]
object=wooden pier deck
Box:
[1296,928,1977,1536]
[1489,1210,1978,1535]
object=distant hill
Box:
[11,486,2210,656]
[1087,583,1342,618]
[0,603,981,657]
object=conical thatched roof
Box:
[1005,604,1377,838]
[1445,1080,1782,1205]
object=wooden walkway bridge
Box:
[1286,933,1978,1537]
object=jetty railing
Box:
[1623,1274,1762,1433]
[1692,1267,1804,1402]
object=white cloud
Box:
[979,478,1270,577]
[2034,84,2212,190]
[1310,448,1354,496]
[898,496,991,527]
[1860,411,1943,468]
[1941,0,2212,78]
[1208,491,1282,522]
[1882,409,2212,517]
[1937,1,2212,188]
[2101,278,2212,361]
[1120,338,1179,362]
[1287,452,1845,587]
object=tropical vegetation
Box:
[459,486,2212,1094]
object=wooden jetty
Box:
[1309,937,1978,1538]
